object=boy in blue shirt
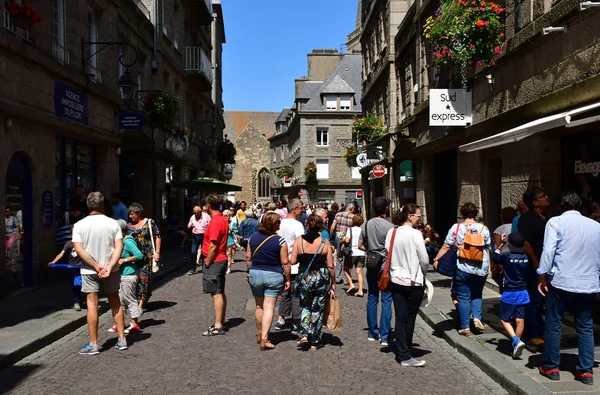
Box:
[493,232,531,359]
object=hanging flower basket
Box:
[216,140,236,164]
[304,161,317,182]
[276,165,294,178]
[343,144,360,167]
[423,0,506,88]
[142,93,181,129]
[352,117,387,145]
[8,2,42,29]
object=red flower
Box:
[494,46,503,55]
[500,32,505,37]
[490,61,496,67]
[469,44,476,49]
[7,2,20,15]
[481,7,486,11]
[475,20,485,27]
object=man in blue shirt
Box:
[238,210,259,250]
[111,193,129,222]
[537,191,600,385]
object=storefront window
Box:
[55,137,96,226]
[563,135,600,216]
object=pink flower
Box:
[441,35,447,39]
[494,46,503,55]
[500,32,505,37]
[490,61,497,66]
[469,44,476,49]
[481,7,486,11]
[452,37,457,41]
[476,61,483,67]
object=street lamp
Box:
[117,71,138,109]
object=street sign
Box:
[298,191,303,197]
[373,165,386,178]
[119,112,144,130]
[356,153,368,168]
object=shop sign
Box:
[356,190,363,199]
[54,81,88,124]
[119,112,144,130]
[283,177,292,187]
[429,89,472,126]
[399,160,414,182]
[42,190,53,228]
[574,160,600,177]
[356,153,369,168]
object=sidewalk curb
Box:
[0,260,186,372]
[418,304,552,395]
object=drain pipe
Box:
[151,0,158,69]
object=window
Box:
[325,95,337,111]
[272,149,276,163]
[316,128,329,146]
[340,95,352,110]
[257,168,270,198]
[280,146,284,161]
[52,0,66,63]
[316,159,329,179]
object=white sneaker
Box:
[400,358,426,367]
[512,341,526,359]
[473,318,485,331]
[107,325,117,333]
[226,269,231,275]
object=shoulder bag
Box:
[365,220,383,270]
[377,227,398,292]
[293,238,326,299]
[251,235,275,259]
[436,224,460,277]
[341,228,353,257]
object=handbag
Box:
[436,224,460,277]
[323,295,343,331]
[341,227,353,257]
[364,220,383,270]
[293,238,326,299]
[377,227,398,292]
[147,218,160,273]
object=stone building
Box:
[368,0,600,234]
[0,0,225,296]
[270,51,363,206]
[224,111,280,203]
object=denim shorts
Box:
[499,302,526,321]
[249,269,284,298]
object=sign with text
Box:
[119,112,144,130]
[42,190,53,228]
[429,89,472,126]
[54,81,88,124]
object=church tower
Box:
[346,0,362,53]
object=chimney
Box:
[307,49,341,81]
[295,77,309,98]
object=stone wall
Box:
[230,123,271,203]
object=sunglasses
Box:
[410,213,422,218]
[535,193,548,200]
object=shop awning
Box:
[171,177,243,192]
[459,101,600,153]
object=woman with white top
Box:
[385,204,429,367]
[343,214,365,297]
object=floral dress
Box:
[129,219,160,302]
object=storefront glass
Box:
[563,135,600,216]
[55,137,96,226]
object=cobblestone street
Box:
[0,253,507,395]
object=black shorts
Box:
[203,260,227,295]
[344,255,366,269]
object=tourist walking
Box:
[359,197,394,346]
[519,187,549,351]
[386,205,429,367]
[5,208,20,265]
[48,227,83,311]
[433,202,492,336]
[493,232,530,359]
[239,209,259,250]
[274,198,305,332]
[537,191,600,385]
[343,213,365,297]
[492,206,518,292]
[111,193,129,222]
[202,194,230,336]
[188,205,211,275]
[224,210,238,274]
[236,201,247,223]
[291,214,335,350]
[128,203,161,312]
[72,192,126,354]
[107,220,144,334]
[330,202,356,284]
[246,212,291,350]
[511,200,528,232]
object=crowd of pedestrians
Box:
[51,186,600,383]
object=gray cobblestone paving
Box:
[0,256,508,395]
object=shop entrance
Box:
[4,152,33,294]
[434,149,458,235]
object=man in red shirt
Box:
[201,194,229,336]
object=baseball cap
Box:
[508,232,525,254]
[373,197,390,215]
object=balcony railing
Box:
[130,0,151,20]
[183,47,212,84]
[3,6,29,40]
[52,42,71,65]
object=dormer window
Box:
[325,95,337,111]
[340,95,352,110]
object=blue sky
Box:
[221,0,359,112]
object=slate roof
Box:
[275,108,291,124]
[224,111,280,139]
[301,54,362,112]
[321,75,355,94]
[297,81,323,99]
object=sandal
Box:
[296,337,309,350]
[260,339,276,351]
[355,292,364,297]
[346,287,356,294]
[202,325,225,336]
